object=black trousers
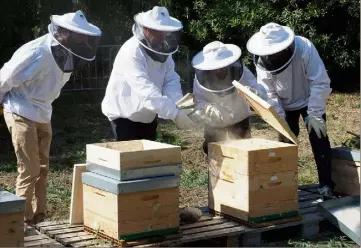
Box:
[279,107,335,189]
[203,117,251,155]
[110,117,158,141]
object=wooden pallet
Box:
[24,225,64,247]
[32,184,327,247]
[239,184,326,246]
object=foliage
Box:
[185,0,360,91]
[0,0,359,91]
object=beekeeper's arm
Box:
[123,49,195,129]
[302,39,332,118]
[0,49,43,103]
[301,38,332,138]
[162,57,183,103]
[242,66,267,101]
[256,68,286,119]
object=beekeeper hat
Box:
[50,10,101,36]
[246,22,295,56]
[192,41,242,71]
[134,6,182,32]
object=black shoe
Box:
[318,185,337,200]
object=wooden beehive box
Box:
[86,140,182,181]
[331,147,360,195]
[0,190,25,247]
[82,172,180,241]
[208,138,299,224]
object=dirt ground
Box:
[0,90,359,247]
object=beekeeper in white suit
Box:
[247,22,335,199]
[0,10,101,225]
[102,6,195,141]
[191,41,267,154]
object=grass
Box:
[0,90,360,246]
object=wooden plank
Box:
[232,80,298,144]
[36,221,68,228]
[181,218,228,230]
[182,222,241,235]
[40,224,82,232]
[24,239,62,247]
[24,234,49,242]
[47,227,84,238]
[54,231,90,239]
[70,164,87,225]
[165,226,245,246]
[137,226,246,247]
[61,234,96,244]
[71,239,105,248]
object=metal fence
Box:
[62,44,194,93]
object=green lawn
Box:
[0,90,359,247]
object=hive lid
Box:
[0,190,25,214]
[232,80,298,145]
[331,147,360,162]
[82,172,180,194]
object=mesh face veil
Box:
[132,22,182,63]
[253,40,296,75]
[195,60,244,96]
[49,23,101,72]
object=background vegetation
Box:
[1,0,359,91]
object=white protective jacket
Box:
[101,36,183,123]
[256,36,332,119]
[0,34,72,123]
[193,66,267,128]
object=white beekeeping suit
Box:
[192,41,267,128]
[247,23,332,124]
[0,10,102,123]
[246,22,335,199]
[0,10,101,225]
[101,6,195,141]
[190,41,267,154]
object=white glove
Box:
[305,115,327,139]
[192,103,224,126]
[174,109,196,130]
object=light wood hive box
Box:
[82,172,180,241]
[331,147,360,195]
[86,140,182,181]
[0,190,25,247]
[208,138,299,224]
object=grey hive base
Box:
[86,162,182,181]
[82,172,180,195]
[0,190,25,214]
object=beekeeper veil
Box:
[48,10,102,72]
[247,23,296,75]
[133,6,183,63]
[192,41,244,97]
